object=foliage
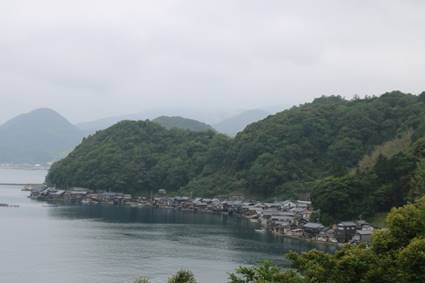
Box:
[312,135,424,223]
[231,197,425,283]
[356,130,412,172]
[167,270,197,283]
[407,159,425,200]
[47,121,228,194]
[152,116,215,132]
[228,261,304,283]
[47,91,425,203]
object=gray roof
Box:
[338,221,357,226]
[356,230,373,235]
[303,222,325,229]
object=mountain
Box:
[213,109,270,136]
[0,108,84,164]
[152,116,214,132]
[76,109,232,133]
[47,91,425,218]
[76,113,147,132]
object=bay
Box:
[0,169,333,283]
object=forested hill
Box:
[152,116,214,132]
[0,108,84,164]
[47,92,425,214]
[47,121,230,194]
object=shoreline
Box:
[26,187,340,248]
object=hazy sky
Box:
[1,0,425,124]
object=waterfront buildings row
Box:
[27,185,373,244]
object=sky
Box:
[1,0,425,124]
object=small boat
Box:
[255,228,266,233]
[0,203,19,208]
[42,204,58,207]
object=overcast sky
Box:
[1,0,424,124]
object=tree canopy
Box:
[47,91,425,208]
[229,197,425,283]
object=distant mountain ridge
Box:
[213,109,270,136]
[152,116,214,132]
[77,109,270,136]
[0,108,84,164]
[76,113,146,132]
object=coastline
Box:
[26,186,341,248]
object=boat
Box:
[255,228,266,233]
[0,203,19,208]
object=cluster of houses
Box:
[27,185,374,245]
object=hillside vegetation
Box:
[226,197,425,283]
[47,121,229,194]
[152,116,214,132]
[47,91,425,220]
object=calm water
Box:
[0,169,333,283]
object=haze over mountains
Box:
[0,108,85,164]
[213,109,270,136]
[0,108,269,164]
[77,109,270,135]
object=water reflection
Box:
[1,178,335,283]
[48,205,336,256]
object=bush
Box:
[168,270,197,283]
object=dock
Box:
[0,183,43,186]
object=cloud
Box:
[0,0,424,123]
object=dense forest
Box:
[47,121,228,194]
[47,91,425,221]
[152,116,215,132]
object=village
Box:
[27,185,374,245]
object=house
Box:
[356,220,374,231]
[271,215,295,225]
[46,190,65,201]
[336,221,357,243]
[63,188,89,203]
[352,230,373,244]
[296,200,312,209]
[271,220,293,234]
[29,185,48,198]
[281,200,297,210]
[261,209,282,219]
[303,222,325,238]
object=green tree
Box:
[168,270,197,283]
[408,159,425,200]
[228,261,303,283]
[399,237,425,282]
[284,197,425,283]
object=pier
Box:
[0,183,43,186]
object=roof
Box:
[356,230,373,235]
[271,215,294,221]
[338,221,357,226]
[303,222,325,229]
